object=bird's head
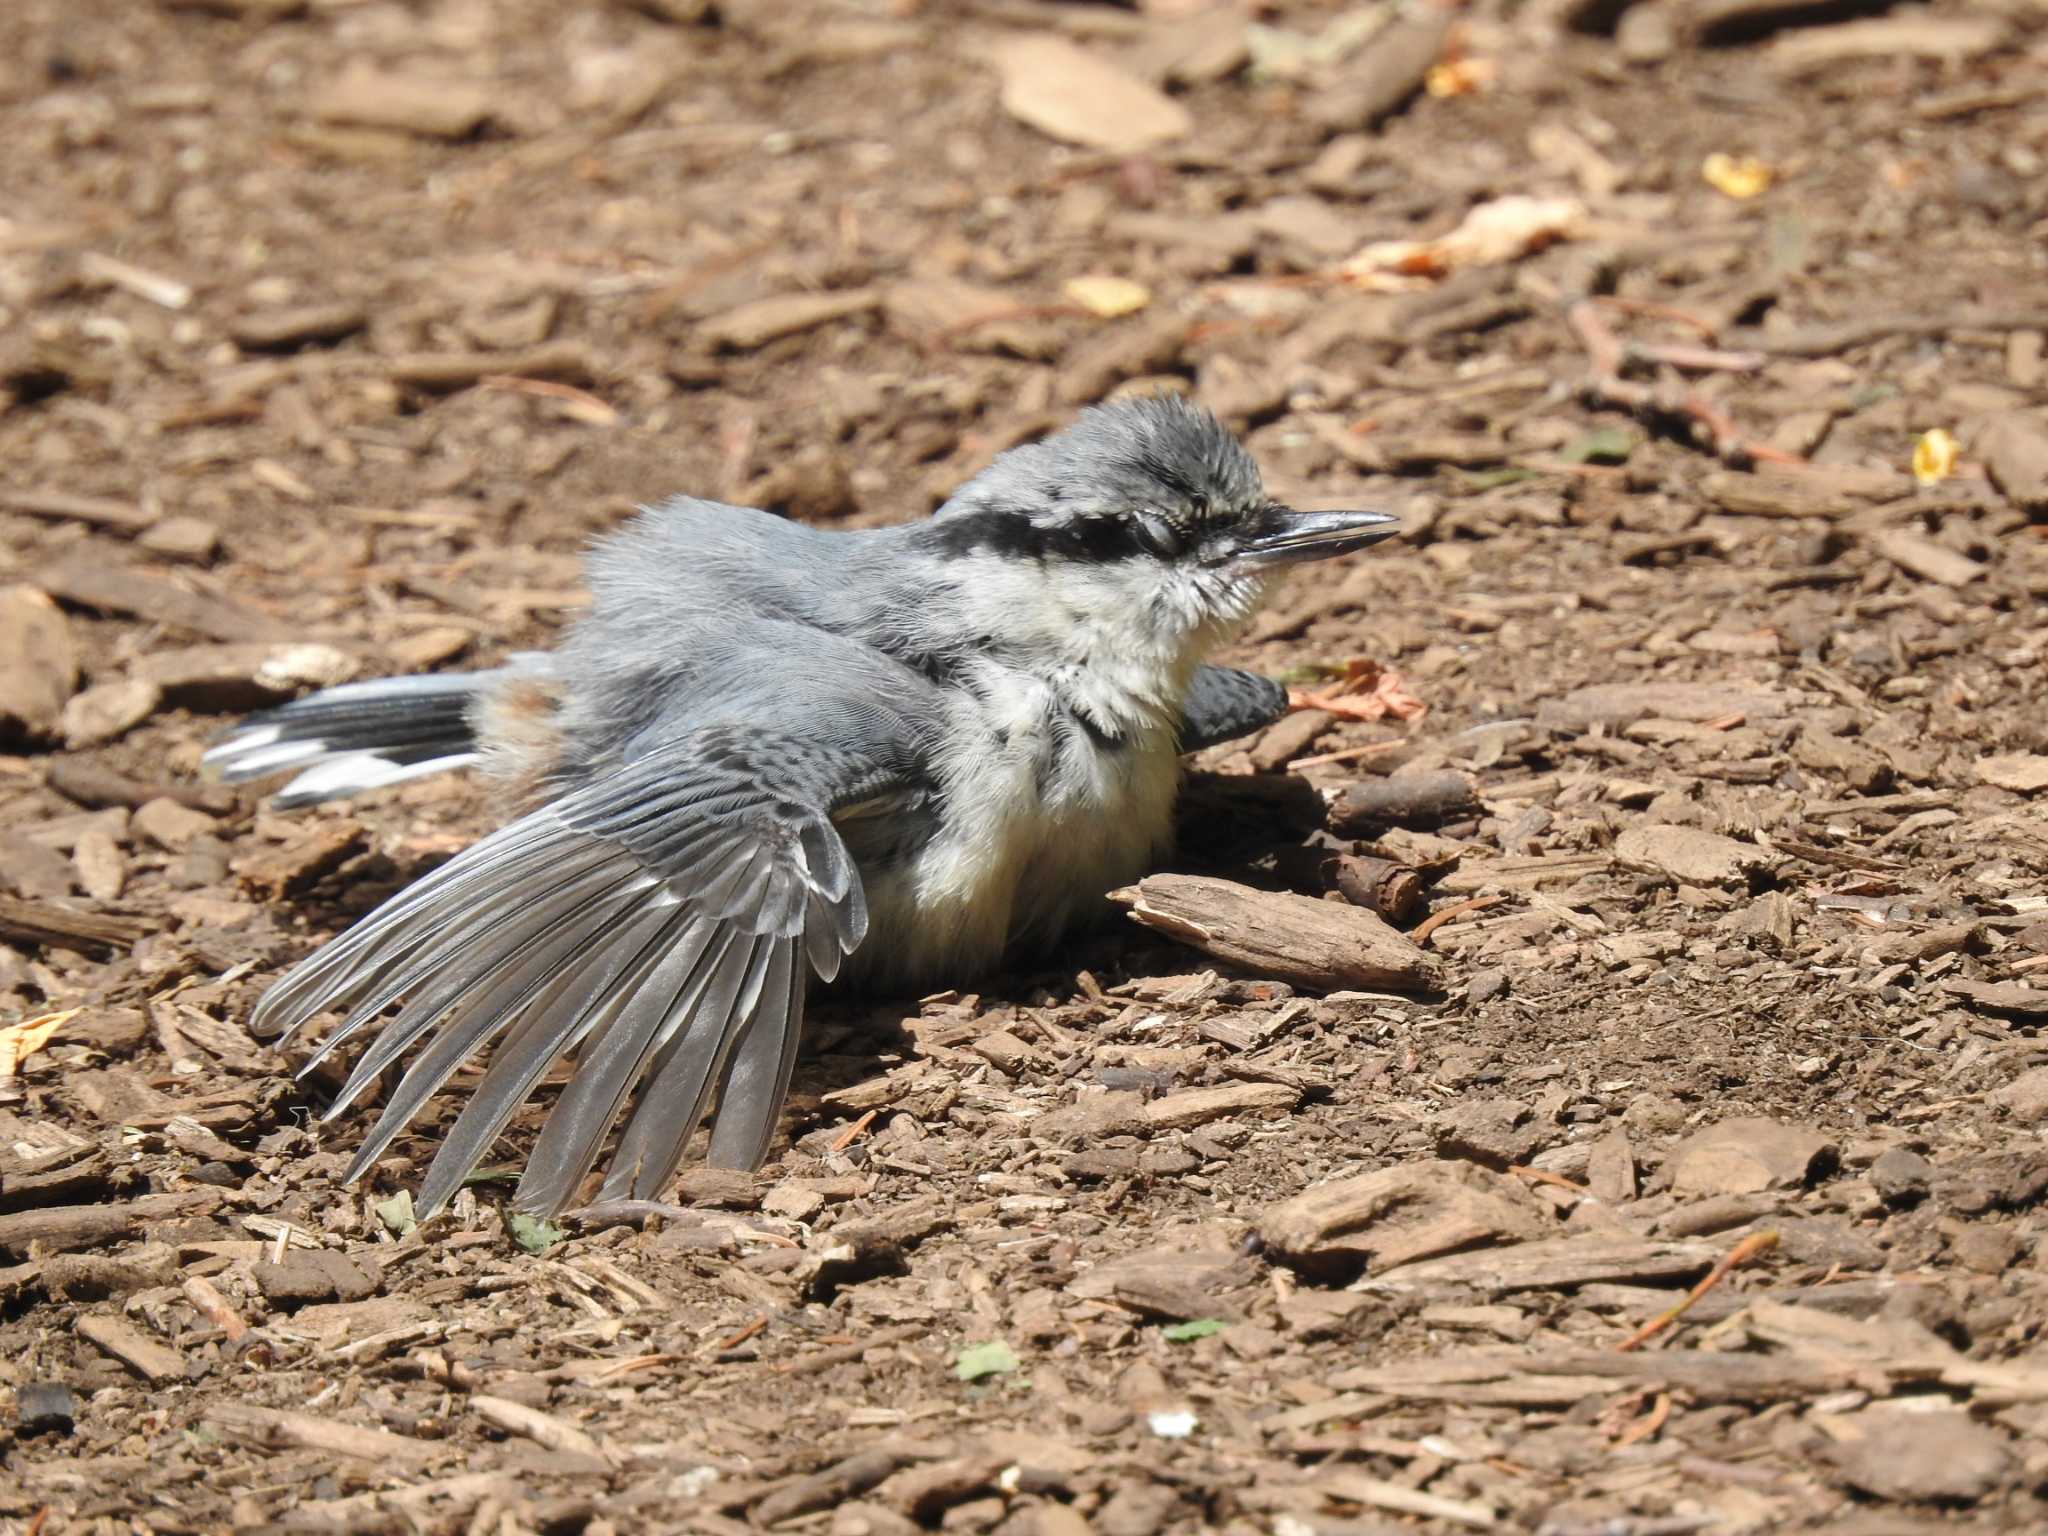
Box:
[927,395,1399,654]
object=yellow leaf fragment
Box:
[1425,57,1498,98]
[1702,153,1773,200]
[1912,427,1959,486]
[1063,275,1152,319]
[0,1008,80,1079]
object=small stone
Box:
[61,677,162,748]
[1829,1411,2013,1504]
[1668,1117,1838,1197]
[132,797,218,853]
[1870,1147,1934,1206]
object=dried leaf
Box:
[1702,152,1774,199]
[1912,427,1960,486]
[1063,275,1152,319]
[1337,196,1584,292]
[1425,57,1497,97]
[0,1009,79,1079]
[1288,658,1427,722]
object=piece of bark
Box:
[755,1450,912,1527]
[0,895,153,954]
[0,1190,220,1257]
[1668,1117,1838,1196]
[1979,412,2048,513]
[0,488,157,532]
[206,1401,444,1462]
[229,303,367,353]
[1538,682,1797,731]
[1868,528,1983,587]
[1943,979,2048,1020]
[61,677,162,748]
[136,515,221,564]
[1109,874,1440,992]
[1067,1244,1259,1320]
[982,33,1192,154]
[1698,469,1857,519]
[1329,853,1427,923]
[1614,824,1772,886]
[76,1313,187,1384]
[1975,754,2048,794]
[1370,1234,1718,1295]
[234,820,368,899]
[697,290,881,353]
[387,342,598,391]
[309,61,493,139]
[36,556,292,643]
[1142,1081,1300,1131]
[1304,8,1454,131]
[1327,772,1479,833]
[46,758,234,814]
[0,585,79,742]
[471,1395,609,1462]
[131,640,358,710]
[1260,1159,1547,1275]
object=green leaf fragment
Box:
[373,1189,417,1237]
[508,1212,564,1254]
[953,1340,1021,1381]
[1162,1318,1227,1342]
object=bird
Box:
[205,395,1399,1218]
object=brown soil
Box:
[5,0,2048,1531]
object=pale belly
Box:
[847,692,1183,992]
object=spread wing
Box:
[1177,665,1288,753]
[256,705,927,1218]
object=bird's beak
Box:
[1233,505,1401,567]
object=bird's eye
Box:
[1135,512,1184,556]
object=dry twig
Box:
[1616,1229,1780,1352]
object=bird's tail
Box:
[204,670,499,809]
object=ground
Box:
[3,0,2048,1531]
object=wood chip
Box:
[1614,824,1772,886]
[205,1402,444,1462]
[1668,1118,1837,1195]
[0,585,78,740]
[1109,874,1441,992]
[1868,527,1983,587]
[36,556,293,643]
[982,34,1192,154]
[309,61,494,139]
[696,289,881,352]
[1974,753,2048,794]
[1261,1160,1547,1273]
[471,1394,611,1463]
[76,1313,186,1384]
[1142,1080,1300,1131]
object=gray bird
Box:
[207,396,1398,1217]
